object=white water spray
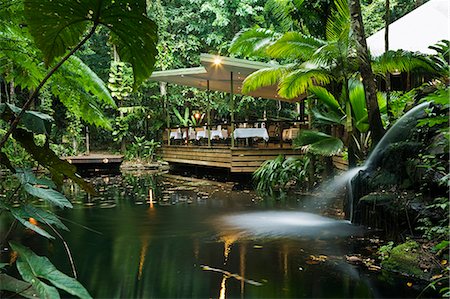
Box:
[340,102,430,221]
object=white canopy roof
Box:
[367,0,449,56]
[150,54,305,103]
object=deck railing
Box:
[164,120,309,148]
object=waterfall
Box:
[362,102,430,171]
[328,102,430,221]
[347,101,430,220]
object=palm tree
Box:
[230,0,435,163]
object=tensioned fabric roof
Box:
[367,0,449,57]
[150,53,304,103]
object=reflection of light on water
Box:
[220,234,238,263]
[219,275,227,299]
[282,244,288,278]
[148,188,154,209]
[138,238,149,280]
[217,211,361,239]
[240,244,246,298]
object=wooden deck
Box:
[63,154,124,175]
[161,145,305,173]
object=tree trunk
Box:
[385,0,393,123]
[349,0,385,144]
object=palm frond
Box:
[308,85,344,115]
[372,50,436,76]
[266,32,325,61]
[326,0,350,42]
[293,130,343,156]
[241,64,292,94]
[311,108,345,126]
[264,0,305,31]
[278,67,332,99]
[229,27,280,57]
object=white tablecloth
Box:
[170,131,182,139]
[233,128,269,141]
[182,130,196,140]
[196,129,228,140]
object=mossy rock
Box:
[359,193,396,205]
[381,241,428,279]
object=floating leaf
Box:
[10,242,93,299]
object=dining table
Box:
[196,129,228,140]
[233,128,269,141]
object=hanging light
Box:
[213,56,222,65]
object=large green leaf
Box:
[15,169,57,189]
[348,80,369,133]
[23,183,72,208]
[12,128,96,195]
[311,108,344,126]
[24,0,158,87]
[10,242,92,299]
[11,204,69,231]
[0,103,53,135]
[0,150,14,172]
[308,86,344,115]
[10,209,55,239]
[62,56,116,108]
[293,130,343,156]
[0,274,38,299]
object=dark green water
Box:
[7,173,428,298]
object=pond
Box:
[10,172,427,298]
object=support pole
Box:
[207,80,211,148]
[230,72,235,148]
[85,126,90,155]
[161,82,170,146]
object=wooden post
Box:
[85,126,90,155]
[230,72,235,148]
[161,82,170,146]
[207,80,211,148]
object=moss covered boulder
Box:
[381,241,429,280]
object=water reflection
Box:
[40,173,425,298]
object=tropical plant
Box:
[230,0,436,148]
[0,0,158,297]
[253,155,309,196]
[173,107,204,127]
[126,136,161,161]
[293,79,386,160]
